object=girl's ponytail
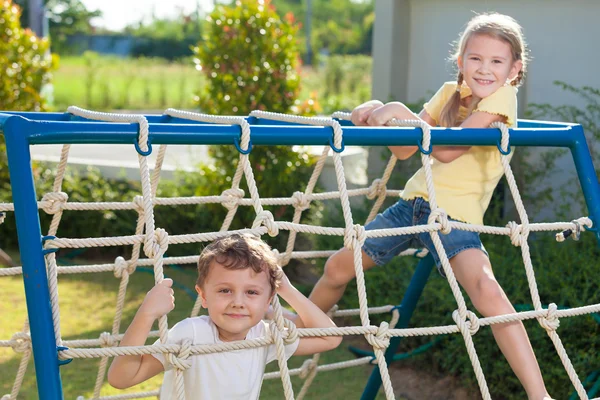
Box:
[438,72,464,127]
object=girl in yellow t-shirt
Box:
[309,13,554,400]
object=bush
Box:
[0,0,56,226]
[193,0,300,115]
[0,0,55,112]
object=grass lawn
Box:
[50,54,372,114]
[52,56,204,111]
[1,260,389,399]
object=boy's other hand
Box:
[139,278,175,320]
[275,267,293,296]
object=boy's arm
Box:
[107,279,175,389]
[276,271,343,356]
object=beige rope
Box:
[1,110,598,400]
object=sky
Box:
[80,0,215,31]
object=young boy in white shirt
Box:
[107,233,342,399]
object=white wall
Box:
[406,0,600,110]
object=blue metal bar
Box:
[569,125,600,243]
[3,116,64,399]
[0,114,577,148]
[361,254,435,400]
[0,111,578,129]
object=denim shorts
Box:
[362,197,487,276]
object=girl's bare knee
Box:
[323,250,356,287]
[473,277,512,317]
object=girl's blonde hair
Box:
[438,13,528,127]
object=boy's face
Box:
[196,261,273,342]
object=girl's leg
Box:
[450,249,550,400]
[308,248,377,314]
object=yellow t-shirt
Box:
[400,81,518,225]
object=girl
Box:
[309,13,553,400]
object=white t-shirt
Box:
[152,316,299,400]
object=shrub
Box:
[193,0,300,115]
[0,0,55,112]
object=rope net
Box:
[0,108,599,400]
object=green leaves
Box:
[193,0,300,116]
[0,0,55,112]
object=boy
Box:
[108,233,342,399]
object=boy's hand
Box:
[138,279,175,320]
[351,100,384,126]
[275,267,293,296]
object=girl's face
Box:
[458,33,522,99]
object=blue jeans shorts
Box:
[362,197,487,276]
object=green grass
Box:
[50,54,372,113]
[0,261,389,399]
[52,55,205,111]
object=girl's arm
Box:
[107,279,175,389]
[365,102,506,163]
[275,271,343,356]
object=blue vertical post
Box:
[360,254,435,400]
[3,116,64,399]
[570,125,600,245]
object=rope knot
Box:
[452,310,480,336]
[144,228,169,260]
[99,332,118,347]
[253,210,279,237]
[299,358,318,379]
[113,256,136,278]
[366,322,390,350]
[268,318,299,345]
[291,191,311,211]
[132,195,145,214]
[428,208,451,234]
[10,332,31,353]
[41,192,68,215]
[366,179,386,200]
[538,303,560,332]
[345,224,366,251]
[221,188,245,211]
[167,339,193,371]
[282,319,299,345]
[506,221,529,246]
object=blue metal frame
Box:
[1,111,599,399]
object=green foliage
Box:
[529,82,600,165]
[0,0,56,204]
[320,54,372,113]
[271,0,374,57]
[525,82,600,214]
[194,0,301,115]
[0,0,55,112]
[125,10,203,60]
